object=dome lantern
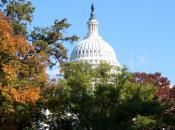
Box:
[87,3,99,38]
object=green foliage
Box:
[133,115,157,130]
[44,62,165,130]
[31,19,78,66]
[94,62,112,83]
[1,0,35,35]
[1,1,174,129]
[1,0,78,66]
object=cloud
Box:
[140,55,148,64]
[127,54,149,72]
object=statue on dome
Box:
[90,3,95,19]
[91,3,94,13]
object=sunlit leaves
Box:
[1,0,35,35]
[0,87,40,104]
[45,62,165,130]
[0,11,47,129]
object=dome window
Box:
[75,51,77,58]
[95,50,97,56]
[86,50,88,56]
[90,50,92,56]
[82,50,85,57]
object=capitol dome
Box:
[70,4,121,68]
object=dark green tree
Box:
[30,20,78,67]
[44,62,165,130]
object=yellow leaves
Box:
[0,12,48,84]
[0,12,12,34]
[0,11,48,130]
[0,86,40,104]
[0,30,31,56]
[0,11,32,56]
[0,12,46,106]
[2,64,17,81]
[13,35,33,55]
[0,13,14,54]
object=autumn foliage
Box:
[132,72,175,128]
[0,11,47,98]
[0,87,40,104]
[132,72,170,88]
[0,0,175,129]
[0,12,47,129]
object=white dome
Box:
[70,36,120,66]
[70,4,121,67]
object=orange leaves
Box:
[0,12,48,84]
[0,12,12,33]
[0,13,32,56]
[0,12,14,54]
[13,35,33,55]
[0,87,40,104]
[0,7,48,129]
[2,64,17,81]
[0,12,47,104]
[0,12,30,55]
[0,13,21,55]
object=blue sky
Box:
[29,0,175,84]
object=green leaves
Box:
[133,115,157,130]
[94,62,112,84]
[45,62,166,130]
[6,0,34,22]
[0,0,35,35]
[31,19,78,67]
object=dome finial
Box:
[90,3,95,20]
[91,3,94,13]
[87,3,99,37]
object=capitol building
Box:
[70,4,121,71]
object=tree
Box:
[43,62,94,130]
[0,2,78,126]
[0,0,35,36]
[93,62,112,84]
[156,86,175,129]
[30,20,78,67]
[0,0,78,66]
[132,72,170,88]
[44,62,164,130]
[0,12,47,130]
[132,72,175,129]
